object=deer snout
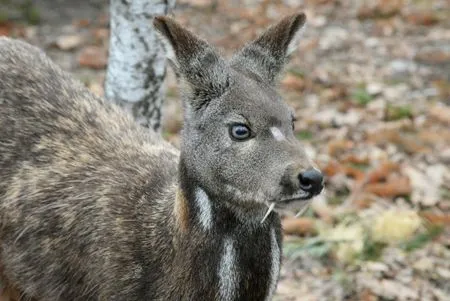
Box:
[298,169,324,195]
[281,164,324,198]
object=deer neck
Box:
[169,157,282,301]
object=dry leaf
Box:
[372,210,422,244]
[365,161,400,184]
[78,46,108,69]
[282,217,316,236]
[420,212,450,226]
[281,74,305,91]
[0,22,13,37]
[55,34,83,51]
[404,11,440,26]
[364,176,411,197]
[428,105,450,124]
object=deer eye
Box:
[229,124,251,141]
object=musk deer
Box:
[0,13,323,301]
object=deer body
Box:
[0,13,323,301]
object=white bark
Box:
[105,0,175,131]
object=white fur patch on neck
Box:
[218,237,239,301]
[270,127,286,141]
[265,228,281,301]
[195,188,212,230]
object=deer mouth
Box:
[278,190,312,204]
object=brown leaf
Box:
[282,217,317,236]
[327,139,354,157]
[341,154,370,165]
[415,49,450,64]
[73,19,90,28]
[357,0,404,19]
[91,28,110,44]
[404,11,440,26]
[365,162,400,184]
[364,176,411,197]
[0,22,13,37]
[55,34,83,51]
[321,160,342,177]
[78,46,108,69]
[281,74,305,91]
[343,165,365,181]
[420,212,450,226]
[428,105,450,124]
[359,288,379,301]
[353,193,377,209]
[368,129,430,154]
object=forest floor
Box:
[0,0,449,300]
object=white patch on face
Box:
[218,237,239,301]
[270,127,285,142]
[195,188,212,230]
[265,228,281,301]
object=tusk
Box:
[294,203,310,218]
[261,202,276,224]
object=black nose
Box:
[299,169,324,195]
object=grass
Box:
[283,237,332,260]
[352,87,373,106]
[20,0,40,24]
[287,67,306,78]
[296,130,313,140]
[401,225,443,252]
[386,104,413,121]
[360,237,386,261]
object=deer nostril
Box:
[299,169,324,195]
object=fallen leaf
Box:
[281,74,305,91]
[78,46,108,69]
[428,105,450,124]
[55,34,83,50]
[359,288,378,301]
[357,0,404,19]
[91,28,110,43]
[73,19,90,28]
[353,193,377,209]
[404,165,446,206]
[343,165,365,181]
[282,217,317,236]
[327,139,354,157]
[88,82,104,97]
[365,161,400,184]
[404,11,440,26]
[415,49,450,64]
[0,22,13,37]
[364,176,411,197]
[420,212,450,226]
[372,210,422,244]
[321,160,342,177]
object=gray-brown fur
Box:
[0,13,322,301]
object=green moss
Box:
[360,237,386,261]
[20,0,40,25]
[401,225,443,252]
[351,87,373,106]
[386,104,413,121]
[296,130,313,140]
[287,67,306,78]
[283,237,332,260]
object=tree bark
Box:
[105,0,176,131]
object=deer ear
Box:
[231,13,306,84]
[153,16,230,110]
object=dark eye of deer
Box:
[230,124,251,141]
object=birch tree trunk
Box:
[105,0,176,131]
